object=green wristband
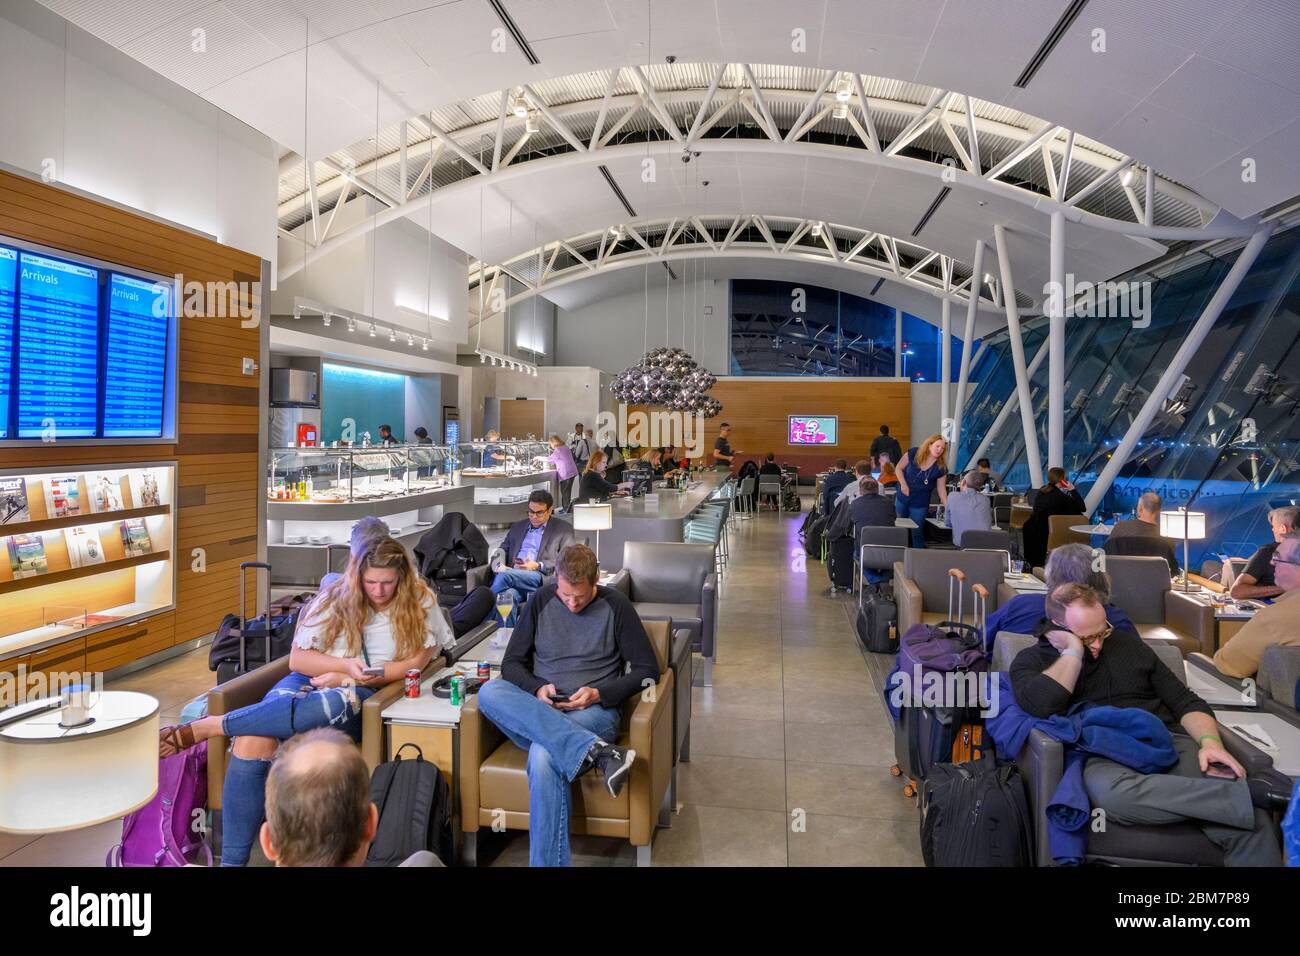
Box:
[1197,734,1221,746]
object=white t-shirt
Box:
[293,594,452,668]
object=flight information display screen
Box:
[16,252,100,438]
[0,247,15,439]
[103,273,171,437]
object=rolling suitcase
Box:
[855,582,898,653]
[827,533,855,591]
[208,562,300,685]
[888,570,990,798]
[919,760,1033,867]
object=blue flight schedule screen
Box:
[0,247,15,439]
[104,274,170,437]
[16,253,100,438]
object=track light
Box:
[321,312,331,327]
[292,305,302,319]
[525,109,540,134]
[810,222,823,238]
[407,334,415,346]
[389,328,397,343]
[346,317,355,333]
[368,324,376,338]
[480,352,486,363]
[421,338,428,351]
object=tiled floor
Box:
[2,496,922,867]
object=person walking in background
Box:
[545,435,578,511]
[869,425,902,469]
[569,424,592,472]
[894,434,948,548]
[712,422,739,471]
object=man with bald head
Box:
[258,727,442,867]
[1106,490,1179,573]
[1215,531,1300,678]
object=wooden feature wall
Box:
[700,378,910,473]
[499,399,546,440]
[0,169,262,684]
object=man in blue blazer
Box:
[491,490,576,623]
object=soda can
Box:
[476,661,491,680]
[404,669,421,698]
[450,675,463,706]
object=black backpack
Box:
[365,744,453,867]
[855,582,898,653]
[919,760,1034,866]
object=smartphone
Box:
[1204,761,1237,779]
[550,693,571,703]
[362,666,385,678]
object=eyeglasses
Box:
[1270,554,1300,567]
[527,508,550,517]
[1053,621,1114,644]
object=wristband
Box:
[1197,734,1221,746]
[1059,647,1084,661]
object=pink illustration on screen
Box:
[790,419,829,444]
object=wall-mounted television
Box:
[0,237,176,443]
[788,415,838,445]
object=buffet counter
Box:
[459,468,558,526]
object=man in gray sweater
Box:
[476,543,659,866]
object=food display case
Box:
[266,444,473,585]
[0,462,176,659]
[456,440,556,526]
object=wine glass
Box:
[495,590,516,627]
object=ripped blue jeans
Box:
[218,671,376,866]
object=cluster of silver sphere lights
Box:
[611,347,721,417]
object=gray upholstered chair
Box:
[856,525,908,605]
[1257,645,1300,724]
[961,528,1013,554]
[893,548,1005,635]
[1105,555,1213,656]
[757,476,783,512]
[991,632,1268,866]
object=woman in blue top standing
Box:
[894,433,949,548]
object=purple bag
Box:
[897,623,988,676]
[107,740,212,867]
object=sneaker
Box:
[591,741,636,798]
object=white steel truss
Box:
[465,214,1027,316]
[277,63,1253,282]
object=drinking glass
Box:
[495,591,515,626]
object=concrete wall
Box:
[404,375,442,440]
[456,363,606,440]
[910,381,975,448]
[555,277,730,374]
[0,0,277,264]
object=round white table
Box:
[0,691,159,833]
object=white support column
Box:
[1048,210,1066,468]
[1084,225,1274,514]
[894,307,902,377]
[967,338,1050,470]
[952,239,985,462]
[993,224,1044,487]
[940,297,952,426]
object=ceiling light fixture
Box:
[512,91,528,118]
[407,334,415,347]
[346,317,356,333]
[321,312,331,327]
[810,222,823,238]
[525,109,540,134]
[1120,166,1137,188]
[421,338,428,351]
[388,328,397,343]
[368,324,376,338]
[292,305,302,319]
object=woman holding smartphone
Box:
[158,537,451,866]
[1022,466,1086,568]
[894,434,949,548]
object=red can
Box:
[405,668,421,698]
[476,661,491,680]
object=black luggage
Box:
[365,743,453,867]
[209,562,301,684]
[920,760,1034,867]
[827,534,855,591]
[855,582,898,653]
[804,515,828,558]
[415,513,489,601]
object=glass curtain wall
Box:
[970,224,1300,567]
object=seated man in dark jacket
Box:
[476,544,659,867]
[1009,582,1281,866]
[850,477,897,584]
[820,458,854,514]
[490,490,575,624]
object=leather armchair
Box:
[992,633,1265,866]
[893,548,1004,636]
[1107,556,1213,656]
[459,619,676,866]
[609,541,717,687]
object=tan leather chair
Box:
[893,548,1004,635]
[1105,555,1213,656]
[1046,514,1090,553]
[459,619,676,867]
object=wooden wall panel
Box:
[699,378,911,474]
[0,169,264,671]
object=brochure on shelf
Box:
[120,518,153,557]
[0,477,29,524]
[43,475,82,518]
[6,533,49,577]
[86,473,126,513]
[128,469,162,508]
[64,526,106,569]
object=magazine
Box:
[57,613,124,629]
[7,534,49,578]
[64,526,106,569]
[128,469,162,508]
[43,476,82,518]
[120,518,153,558]
[0,478,29,524]
[87,473,125,514]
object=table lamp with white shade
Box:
[571,502,613,565]
[1159,508,1206,592]
[0,691,159,835]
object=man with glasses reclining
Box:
[1009,582,1284,865]
[490,490,576,625]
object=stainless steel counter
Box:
[580,473,727,571]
